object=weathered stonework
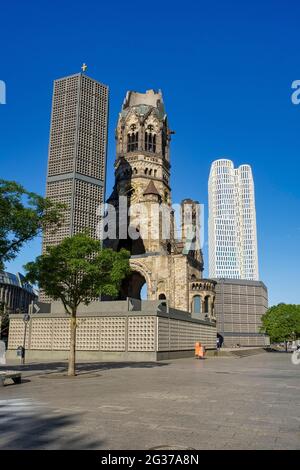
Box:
[105,90,216,320]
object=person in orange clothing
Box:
[195,342,206,359]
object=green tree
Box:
[24,234,131,376]
[0,301,9,342]
[260,303,300,349]
[0,179,65,270]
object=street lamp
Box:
[22,313,30,365]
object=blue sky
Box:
[0,0,299,306]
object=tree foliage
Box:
[25,234,131,313]
[24,233,131,375]
[260,303,300,343]
[0,301,9,341]
[0,179,65,270]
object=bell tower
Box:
[108,89,174,254]
[105,89,215,317]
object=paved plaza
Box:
[0,352,299,450]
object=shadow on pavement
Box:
[0,400,102,450]
[265,348,291,353]
[1,361,169,376]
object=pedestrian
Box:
[216,333,223,350]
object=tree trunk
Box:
[285,340,288,353]
[68,311,77,376]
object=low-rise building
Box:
[214,278,269,347]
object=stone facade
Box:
[105,89,216,319]
[7,300,216,362]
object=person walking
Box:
[216,333,223,351]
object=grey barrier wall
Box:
[7,300,216,362]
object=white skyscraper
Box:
[208,159,259,280]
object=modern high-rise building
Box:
[208,159,259,280]
[41,71,109,300]
[42,71,108,247]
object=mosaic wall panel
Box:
[157,318,216,351]
[128,316,155,351]
[30,319,53,350]
[76,318,101,351]
[52,318,71,350]
[225,335,270,347]
[157,317,169,351]
[9,314,216,354]
[169,319,180,350]
[199,325,216,349]
[8,318,29,349]
[99,317,126,351]
[177,322,193,350]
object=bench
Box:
[0,371,22,387]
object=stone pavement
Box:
[0,352,299,450]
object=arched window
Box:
[127,132,138,152]
[145,131,156,152]
[144,168,148,175]
[192,295,202,314]
[158,293,166,300]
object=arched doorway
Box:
[140,283,148,300]
[119,270,147,300]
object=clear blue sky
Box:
[0,0,299,306]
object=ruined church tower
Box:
[106,90,216,317]
[108,90,173,253]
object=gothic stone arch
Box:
[122,259,152,300]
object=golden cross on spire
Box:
[81,63,87,72]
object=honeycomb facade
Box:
[41,72,108,301]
